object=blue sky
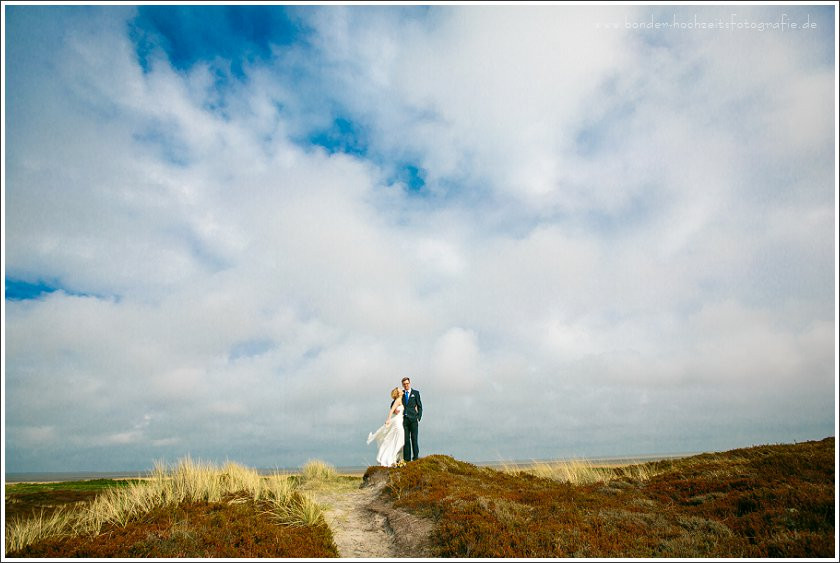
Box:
[2,3,838,473]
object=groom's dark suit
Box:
[402,389,422,462]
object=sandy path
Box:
[310,476,434,558]
[311,483,398,558]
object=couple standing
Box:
[367,377,423,467]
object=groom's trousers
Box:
[403,418,419,462]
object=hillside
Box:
[367,437,835,557]
[5,438,835,558]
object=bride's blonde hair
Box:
[390,387,401,400]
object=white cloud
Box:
[12,426,58,447]
[429,327,483,393]
[3,5,836,472]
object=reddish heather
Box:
[8,496,338,558]
[374,437,835,558]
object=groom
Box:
[401,376,423,462]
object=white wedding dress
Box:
[367,404,405,467]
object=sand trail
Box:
[309,473,433,558]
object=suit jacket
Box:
[402,389,423,422]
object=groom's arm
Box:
[416,391,423,421]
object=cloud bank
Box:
[3,4,836,472]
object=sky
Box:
[2,2,838,473]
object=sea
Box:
[5,453,696,483]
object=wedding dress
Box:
[367,404,405,467]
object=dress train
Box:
[367,405,405,467]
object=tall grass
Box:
[265,492,324,527]
[4,508,75,553]
[301,459,338,483]
[5,457,327,554]
[503,459,663,485]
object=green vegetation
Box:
[6,479,144,495]
[374,437,835,558]
[293,460,362,496]
[5,479,145,525]
[5,457,338,557]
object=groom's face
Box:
[402,380,411,392]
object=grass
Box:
[5,479,143,524]
[372,437,835,558]
[300,459,339,482]
[7,439,835,558]
[5,457,339,557]
[6,478,145,494]
[502,458,659,485]
[293,459,362,497]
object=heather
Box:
[377,437,835,557]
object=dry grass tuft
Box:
[5,457,336,557]
[300,459,339,483]
[519,459,613,484]
[266,493,325,527]
[4,508,75,553]
[504,458,668,485]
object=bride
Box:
[367,387,405,467]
